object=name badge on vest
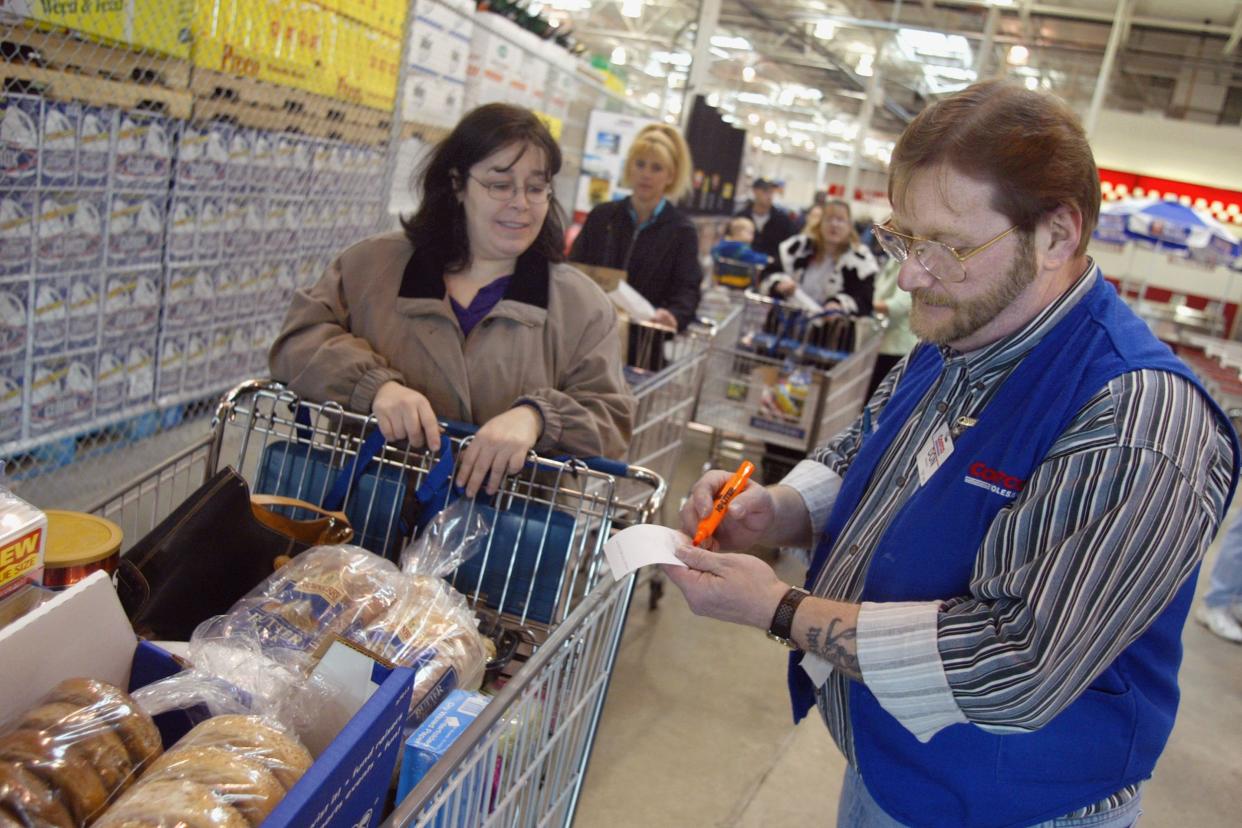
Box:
[916,422,954,486]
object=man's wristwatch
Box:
[766,586,810,649]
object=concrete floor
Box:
[574,431,1242,828]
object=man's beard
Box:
[909,232,1036,346]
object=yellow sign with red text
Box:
[0,528,44,596]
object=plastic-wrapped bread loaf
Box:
[0,678,162,826]
[349,574,493,702]
[94,715,312,828]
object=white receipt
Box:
[800,653,835,688]
[604,524,690,581]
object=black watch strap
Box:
[767,587,810,648]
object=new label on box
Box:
[0,513,44,601]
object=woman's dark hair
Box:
[401,103,566,274]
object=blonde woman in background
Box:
[570,123,701,331]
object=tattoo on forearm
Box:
[805,619,862,680]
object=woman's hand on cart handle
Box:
[372,381,441,449]
[680,470,776,552]
[456,405,542,498]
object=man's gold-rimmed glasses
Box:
[872,222,1018,283]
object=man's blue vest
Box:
[790,275,1239,827]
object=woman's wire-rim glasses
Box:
[469,174,552,205]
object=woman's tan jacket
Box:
[269,232,635,459]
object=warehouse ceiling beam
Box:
[1224,3,1242,54]
[1085,0,1132,138]
[684,0,724,128]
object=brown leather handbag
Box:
[116,467,352,641]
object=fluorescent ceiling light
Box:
[711,35,752,50]
[742,65,756,82]
[856,54,873,77]
[710,47,730,59]
[643,92,661,108]
[814,21,835,40]
[611,46,626,66]
[651,50,692,67]
[1007,45,1029,66]
[895,29,972,65]
[621,0,643,19]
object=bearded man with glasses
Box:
[668,80,1240,828]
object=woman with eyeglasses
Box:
[569,123,701,333]
[771,199,879,318]
[270,104,635,497]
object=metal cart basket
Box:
[619,316,717,511]
[694,291,881,472]
[87,379,666,827]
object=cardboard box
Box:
[196,197,225,263]
[249,131,277,193]
[113,111,175,192]
[233,261,262,321]
[236,199,267,252]
[163,266,215,332]
[0,190,35,278]
[0,572,417,828]
[182,328,211,392]
[107,193,166,268]
[36,191,106,274]
[125,337,156,408]
[0,355,25,445]
[273,134,310,195]
[102,268,161,343]
[213,262,240,324]
[166,195,199,265]
[39,100,79,189]
[67,272,102,352]
[0,278,31,362]
[29,351,95,435]
[0,94,40,189]
[94,343,128,418]
[209,323,236,385]
[155,330,185,399]
[396,689,490,803]
[227,128,253,193]
[265,199,299,255]
[175,121,232,193]
[9,0,191,60]
[30,276,68,359]
[78,106,115,190]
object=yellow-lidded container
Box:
[43,511,123,589]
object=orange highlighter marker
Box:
[693,460,756,546]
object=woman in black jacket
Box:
[569,123,701,332]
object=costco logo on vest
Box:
[964,462,1025,499]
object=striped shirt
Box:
[781,264,1235,820]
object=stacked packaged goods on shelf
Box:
[404,0,475,130]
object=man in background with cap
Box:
[735,178,798,271]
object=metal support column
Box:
[844,66,881,204]
[1085,0,1133,139]
[975,5,1000,80]
[682,0,722,130]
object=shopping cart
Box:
[87,379,665,828]
[694,291,881,479]
[620,316,716,511]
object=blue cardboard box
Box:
[397,689,490,804]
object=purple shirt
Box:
[450,276,512,338]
